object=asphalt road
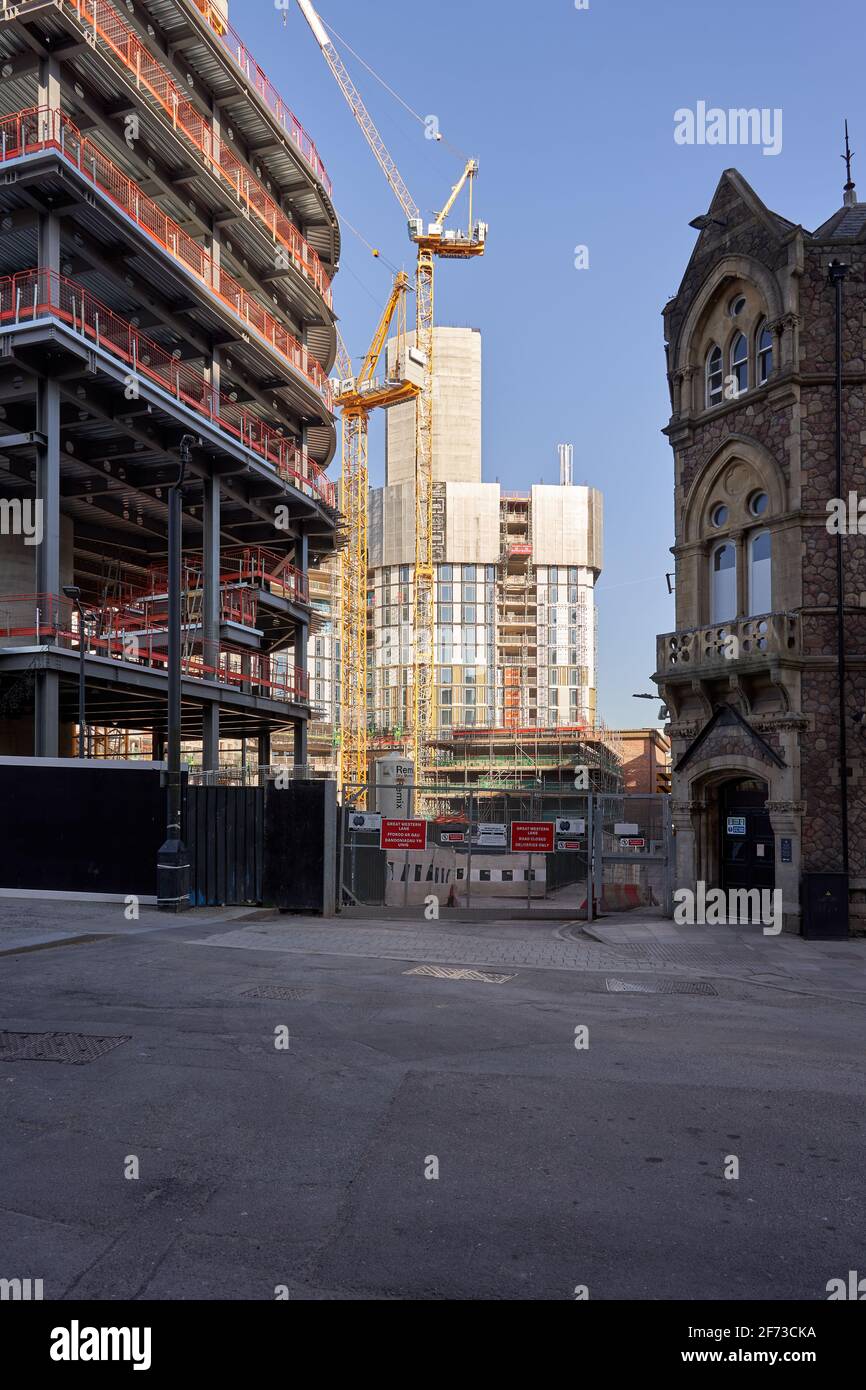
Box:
[1,905,863,1300]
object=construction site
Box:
[0,0,339,774]
[0,0,635,911]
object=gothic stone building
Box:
[654,169,866,934]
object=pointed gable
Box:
[675,705,786,774]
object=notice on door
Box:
[726,816,747,836]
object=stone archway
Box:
[671,753,801,933]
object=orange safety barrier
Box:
[0,593,310,704]
[60,0,332,306]
[188,0,333,196]
[0,107,333,410]
[0,266,336,509]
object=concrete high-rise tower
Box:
[385,327,482,486]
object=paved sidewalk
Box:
[0,899,258,955]
[188,909,866,1002]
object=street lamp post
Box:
[62,584,86,758]
[157,435,193,912]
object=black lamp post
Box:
[62,584,86,758]
[157,434,193,912]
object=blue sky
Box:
[243,0,861,727]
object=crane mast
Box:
[295,0,486,795]
[333,273,422,804]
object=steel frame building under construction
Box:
[0,0,339,765]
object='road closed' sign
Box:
[510,821,555,853]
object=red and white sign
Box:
[440,831,467,844]
[620,837,646,849]
[557,839,583,852]
[510,821,555,853]
[380,818,427,850]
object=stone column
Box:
[767,800,804,935]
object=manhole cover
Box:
[605,977,717,996]
[0,1031,130,1064]
[241,985,312,1001]
[404,965,515,984]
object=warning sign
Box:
[440,831,467,844]
[380,819,427,850]
[510,821,555,853]
[557,839,583,852]
[619,837,646,849]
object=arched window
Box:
[706,345,723,407]
[757,322,773,384]
[711,542,737,622]
[748,529,772,615]
[730,333,748,395]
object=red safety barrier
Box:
[0,107,333,410]
[187,0,333,196]
[60,0,332,305]
[0,593,309,704]
[0,266,336,509]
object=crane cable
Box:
[318,10,470,164]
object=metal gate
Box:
[591,792,673,920]
[187,784,264,906]
[339,783,590,917]
[339,783,672,920]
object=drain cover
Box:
[0,1031,130,1064]
[241,985,312,1001]
[404,965,515,984]
[605,977,717,996]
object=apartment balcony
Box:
[656,612,801,678]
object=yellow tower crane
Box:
[296,0,487,792]
[333,271,423,803]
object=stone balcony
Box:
[656,612,801,677]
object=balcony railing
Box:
[219,547,310,604]
[0,267,336,509]
[0,108,333,410]
[59,0,332,305]
[657,612,801,674]
[0,593,309,704]
[188,0,333,196]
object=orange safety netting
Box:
[60,0,332,306]
[0,107,333,411]
[0,265,336,509]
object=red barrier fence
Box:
[0,266,336,509]
[0,107,334,409]
[60,0,332,304]
[0,593,310,704]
